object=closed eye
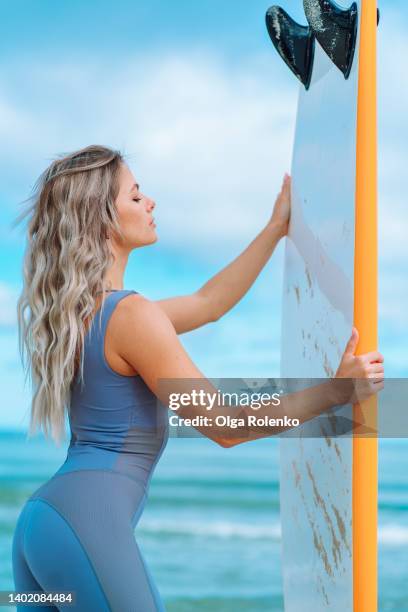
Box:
[133,197,142,202]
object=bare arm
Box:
[156,175,291,334]
[117,296,384,447]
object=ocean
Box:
[0,430,407,611]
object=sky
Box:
[0,0,406,429]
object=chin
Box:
[131,233,158,249]
[147,232,158,245]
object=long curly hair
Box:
[15,145,126,446]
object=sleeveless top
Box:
[22,291,170,611]
[29,289,169,500]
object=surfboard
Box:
[266,1,378,609]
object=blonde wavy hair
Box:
[15,145,126,446]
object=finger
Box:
[361,381,383,394]
[344,327,359,355]
[357,381,382,400]
[367,373,384,381]
[360,351,384,363]
[281,175,289,189]
[368,380,384,394]
[368,364,384,374]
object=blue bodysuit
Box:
[12,290,169,611]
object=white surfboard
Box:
[276,1,362,609]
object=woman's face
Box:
[113,162,157,249]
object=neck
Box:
[103,242,130,290]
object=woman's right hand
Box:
[334,326,384,404]
[268,173,291,238]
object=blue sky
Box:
[0,0,406,429]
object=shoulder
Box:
[111,293,182,371]
[113,293,176,337]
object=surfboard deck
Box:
[279,1,361,609]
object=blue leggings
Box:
[12,481,165,612]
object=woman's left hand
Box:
[269,173,291,238]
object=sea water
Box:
[0,431,407,611]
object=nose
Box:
[147,198,155,212]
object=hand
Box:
[334,327,384,404]
[269,173,291,238]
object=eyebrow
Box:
[129,183,140,193]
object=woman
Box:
[12,145,384,611]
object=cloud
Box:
[0,281,19,328]
[1,18,406,263]
[1,48,296,255]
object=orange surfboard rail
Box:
[353,0,378,610]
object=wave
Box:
[379,524,408,546]
[138,518,408,546]
[138,518,282,540]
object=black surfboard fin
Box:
[303,0,358,79]
[265,6,315,90]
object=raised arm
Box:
[116,295,384,447]
[155,174,291,334]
